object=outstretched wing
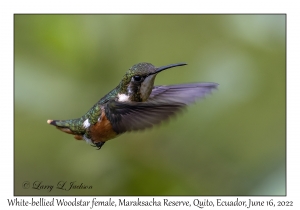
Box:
[105,83,218,134]
[149,82,218,104]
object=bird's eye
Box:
[133,75,142,82]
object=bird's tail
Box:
[47,119,74,133]
[47,119,83,140]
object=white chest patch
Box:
[117,93,130,102]
[83,135,92,144]
[83,119,90,128]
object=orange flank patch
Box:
[89,111,118,143]
[55,126,83,141]
[74,135,83,140]
[56,127,74,134]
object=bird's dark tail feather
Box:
[47,119,84,140]
[47,119,74,134]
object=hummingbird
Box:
[47,62,218,150]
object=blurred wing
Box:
[105,82,218,134]
[105,101,185,134]
[149,82,218,104]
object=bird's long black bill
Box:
[155,63,187,74]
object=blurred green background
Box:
[14,15,285,196]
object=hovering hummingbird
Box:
[47,62,218,150]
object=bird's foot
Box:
[92,141,105,150]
